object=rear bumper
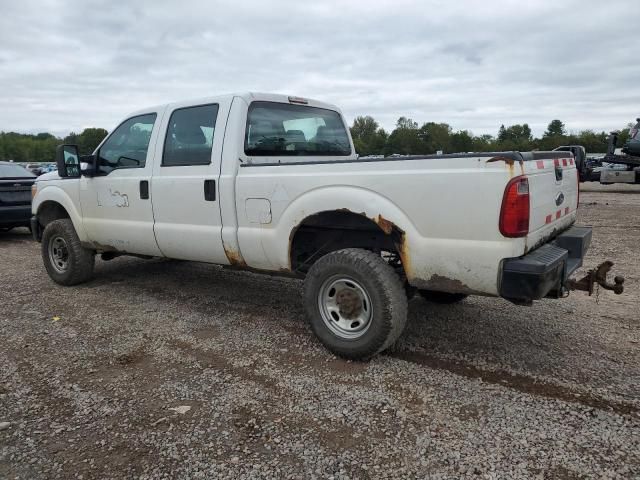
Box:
[0,205,32,227]
[499,225,591,303]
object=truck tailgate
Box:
[525,154,579,252]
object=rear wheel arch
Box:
[289,209,407,276]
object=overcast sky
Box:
[0,0,637,138]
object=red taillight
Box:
[499,175,530,237]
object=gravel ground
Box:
[1,188,639,479]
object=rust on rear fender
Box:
[374,214,394,235]
[374,214,412,278]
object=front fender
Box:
[262,185,420,276]
[33,183,89,242]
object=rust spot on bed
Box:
[486,156,515,165]
[486,156,525,178]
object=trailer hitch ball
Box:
[568,260,625,296]
[612,276,625,295]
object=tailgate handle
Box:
[555,165,563,181]
[139,180,149,199]
[204,179,216,201]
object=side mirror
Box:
[55,145,81,178]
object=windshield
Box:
[0,163,35,178]
[245,102,351,157]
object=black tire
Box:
[419,289,468,304]
[303,248,408,360]
[41,219,95,286]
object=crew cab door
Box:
[150,100,230,263]
[79,111,164,256]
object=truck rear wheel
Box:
[42,219,95,286]
[419,290,468,304]
[303,248,408,360]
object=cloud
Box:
[0,0,637,138]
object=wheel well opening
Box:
[37,201,70,228]
[289,210,405,274]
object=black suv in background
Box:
[0,162,36,232]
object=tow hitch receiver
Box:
[567,261,625,296]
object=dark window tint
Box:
[0,163,35,178]
[98,114,157,174]
[245,102,351,156]
[163,104,219,166]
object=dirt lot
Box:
[1,186,639,479]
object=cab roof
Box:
[126,92,341,119]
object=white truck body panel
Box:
[33,92,578,298]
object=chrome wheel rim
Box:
[48,236,69,273]
[318,276,373,340]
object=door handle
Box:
[140,180,149,199]
[204,179,216,201]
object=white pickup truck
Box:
[31,92,623,359]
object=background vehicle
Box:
[623,118,640,156]
[0,161,36,232]
[39,163,57,174]
[553,145,588,181]
[25,163,44,176]
[597,123,640,184]
[31,93,621,359]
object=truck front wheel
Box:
[42,219,95,286]
[303,248,408,360]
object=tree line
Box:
[0,117,633,162]
[0,128,108,163]
[350,117,632,157]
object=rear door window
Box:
[245,102,351,156]
[162,104,219,166]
